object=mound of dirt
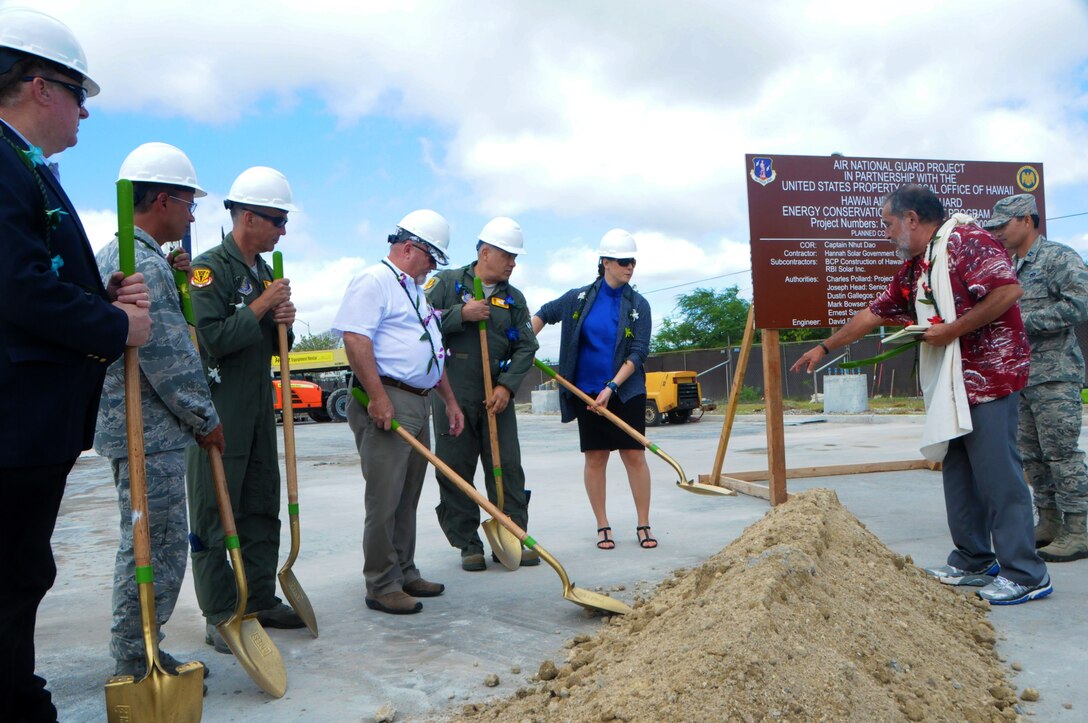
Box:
[454,489,1020,722]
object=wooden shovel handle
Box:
[533,359,653,447]
[207,447,239,540]
[276,325,299,505]
[474,277,504,507]
[350,388,531,545]
[124,347,152,570]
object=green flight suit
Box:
[184,233,292,622]
[425,263,539,553]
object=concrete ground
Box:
[40,412,1086,721]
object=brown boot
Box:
[1038,513,1088,563]
[1034,506,1062,548]
[365,590,422,614]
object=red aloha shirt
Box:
[869,224,1029,406]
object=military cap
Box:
[984,193,1038,229]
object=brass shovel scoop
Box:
[208,447,288,697]
[352,388,632,615]
[105,179,204,722]
[533,359,734,497]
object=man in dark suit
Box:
[0,8,151,721]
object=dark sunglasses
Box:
[609,257,636,267]
[246,208,288,228]
[22,76,87,107]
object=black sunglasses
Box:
[246,208,288,228]
[409,241,438,264]
[22,76,87,108]
[609,257,636,267]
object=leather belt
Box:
[378,375,430,397]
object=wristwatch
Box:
[605,380,619,393]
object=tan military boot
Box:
[1038,513,1088,562]
[1034,507,1062,548]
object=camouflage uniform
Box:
[95,228,219,663]
[425,263,538,554]
[1014,235,1088,514]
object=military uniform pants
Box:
[185,420,282,624]
[348,386,429,597]
[943,394,1047,586]
[1019,381,1088,514]
[110,451,188,662]
[0,460,72,723]
[432,394,528,553]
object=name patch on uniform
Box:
[490,296,510,309]
[238,278,254,296]
[423,276,438,291]
[191,268,213,288]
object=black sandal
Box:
[637,526,657,549]
[596,526,615,549]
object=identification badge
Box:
[191,268,213,288]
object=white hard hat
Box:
[225,166,296,212]
[478,217,525,256]
[117,142,206,197]
[395,209,451,266]
[595,229,638,258]
[0,7,99,97]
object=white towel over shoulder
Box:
[917,213,975,462]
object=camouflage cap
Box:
[984,193,1038,229]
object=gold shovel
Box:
[105,179,204,722]
[351,388,631,615]
[473,276,522,569]
[533,359,733,496]
[207,447,288,697]
[271,251,319,636]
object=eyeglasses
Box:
[246,208,288,228]
[167,195,197,214]
[22,76,87,108]
[609,257,636,268]
[409,241,438,265]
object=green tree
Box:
[651,287,750,352]
[293,330,340,352]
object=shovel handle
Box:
[534,358,652,447]
[351,387,534,548]
[208,447,241,543]
[473,277,505,508]
[271,252,300,508]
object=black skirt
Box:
[575,392,646,452]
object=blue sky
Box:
[13,0,1088,358]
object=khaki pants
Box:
[348,385,431,597]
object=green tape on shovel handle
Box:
[225,535,240,551]
[351,387,402,431]
[522,535,537,549]
[288,502,299,515]
[135,565,154,584]
[116,180,135,277]
[174,269,195,325]
[272,250,284,280]
[492,466,502,480]
[473,276,485,330]
[648,443,660,453]
[533,358,557,378]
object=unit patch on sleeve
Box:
[191,268,213,288]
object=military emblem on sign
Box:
[191,268,213,288]
[750,156,776,186]
[1016,165,1040,193]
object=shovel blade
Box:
[104,663,204,723]
[278,568,319,637]
[677,481,737,496]
[564,586,635,616]
[482,518,521,570]
[217,615,287,698]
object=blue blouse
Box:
[574,281,623,395]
